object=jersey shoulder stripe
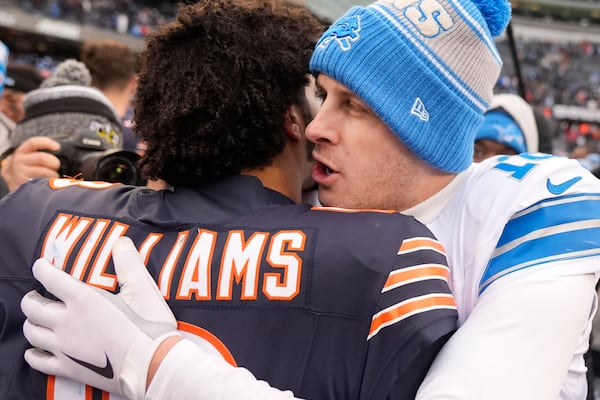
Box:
[310,205,395,214]
[479,192,600,293]
[496,193,600,247]
[368,237,456,340]
[383,264,450,293]
[368,293,456,340]
[397,237,446,255]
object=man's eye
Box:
[313,94,324,108]
[347,100,365,113]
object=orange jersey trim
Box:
[311,206,395,214]
[178,321,237,367]
[46,376,55,400]
[368,294,456,340]
[383,264,450,292]
[398,237,446,255]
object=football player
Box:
[1,1,458,399]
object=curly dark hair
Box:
[134,0,324,185]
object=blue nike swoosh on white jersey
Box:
[546,176,582,195]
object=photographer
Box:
[0,59,142,199]
[0,136,60,197]
[0,62,56,198]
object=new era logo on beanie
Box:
[310,0,511,173]
[411,98,429,122]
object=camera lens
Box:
[94,152,141,185]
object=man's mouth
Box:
[312,159,337,183]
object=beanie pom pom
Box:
[471,0,511,37]
[41,59,92,88]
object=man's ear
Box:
[127,74,138,96]
[284,105,303,141]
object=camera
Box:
[50,129,145,186]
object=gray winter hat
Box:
[12,59,122,149]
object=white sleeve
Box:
[146,338,302,400]
[415,267,597,400]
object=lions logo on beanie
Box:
[310,0,511,173]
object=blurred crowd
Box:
[10,35,600,155]
[496,38,600,156]
[7,0,600,159]
[498,39,600,110]
[14,0,176,36]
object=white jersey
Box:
[406,153,600,400]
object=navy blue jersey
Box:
[0,176,457,400]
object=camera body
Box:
[50,129,145,186]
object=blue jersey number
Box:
[492,154,554,181]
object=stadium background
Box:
[3,0,600,153]
[2,0,600,397]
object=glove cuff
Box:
[119,331,181,400]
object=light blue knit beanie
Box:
[476,109,527,154]
[0,40,9,98]
[310,0,511,173]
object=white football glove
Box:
[21,236,180,400]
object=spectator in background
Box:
[0,40,14,156]
[0,59,123,198]
[80,39,140,152]
[1,64,44,124]
[474,93,539,162]
[571,143,600,173]
[534,107,556,154]
[11,59,122,148]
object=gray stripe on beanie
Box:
[13,112,120,148]
[369,0,502,112]
[23,85,119,121]
[22,96,120,127]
